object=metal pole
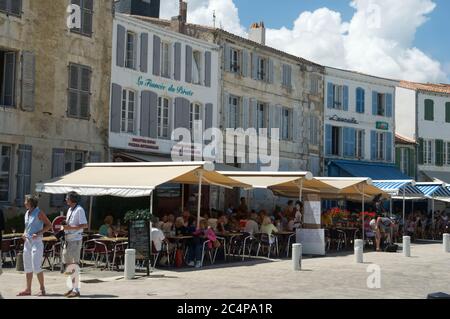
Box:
[299,179,303,202]
[362,184,365,244]
[403,188,406,237]
[149,191,153,275]
[88,196,93,232]
[181,184,185,212]
[197,171,203,229]
[390,196,393,242]
[432,197,435,236]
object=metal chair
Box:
[200,240,219,267]
[286,233,297,257]
[1,239,15,266]
[255,233,279,258]
[81,239,97,268]
[93,241,112,270]
[241,233,257,261]
[111,242,128,271]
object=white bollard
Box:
[403,236,411,257]
[292,243,302,271]
[443,233,450,253]
[354,239,364,263]
[124,249,136,280]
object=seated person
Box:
[151,225,167,252]
[260,216,278,244]
[99,215,114,237]
[186,219,216,268]
[162,214,175,233]
[216,215,231,233]
[244,213,260,235]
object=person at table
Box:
[151,225,167,253]
[0,207,4,275]
[283,200,295,220]
[17,195,52,297]
[260,217,278,245]
[292,200,303,229]
[182,208,191,227]
[238,197,248,217]
[99,215,114,237]
[187,219,216,268]
[216,215,232,233]
[162,214,175,233]
[244,213,260,236]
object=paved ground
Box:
[1,243,449,299]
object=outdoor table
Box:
[43,236,57,242]
[2,233,22,239]
[275,231,296,257]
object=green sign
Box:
[376,122,389,130]
[137,76,194,97]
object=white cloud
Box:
[160,0,448,83]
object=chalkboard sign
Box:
[128,220,151,275]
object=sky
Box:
[160,0,450,84]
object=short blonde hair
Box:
[104,215,114,225]
[262,216,272,225]
[25,195,39,208]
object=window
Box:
[161,42,171,78]
[332,85,343,109]
[310,75,319,95]
[0,145,11,202]
[281,108,292,140]
[229,95,240,129]
[355,129,365,158]
[424,99,434,121]
[423,139,433,165]
[125,31,136,69]
[230,48,240,73]
[446,102,450,123]
[0,50,16,107]
[377,93,386,116]
[121,89,136,133]
[68,63,91,119]
[282,65,292,88]
[64,150,85,174]
[158,97,170,138]
[309,115,319,145]
[257,57,267,81]
[376,132,385,160]
[446,142,450,166]
[0,0,22,16]
[70,0,93,37]
[356,88,365,113]
[190,102,202,131]
[331,126,341,156]
[192,50,202,85]
[400,148,409,175]
[257,102,267,133]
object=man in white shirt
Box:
[244,213,260,235]
[151,227,166,252]
[61,192,87,298]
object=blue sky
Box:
[233,0,450,82]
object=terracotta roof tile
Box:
[399,80,450,95]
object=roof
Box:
[325,65,399,85]
[399,80,450,95]
[395,133,417,145]
[128,15,323,70]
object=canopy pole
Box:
[432,197,435,236]
[362,184,365,244]
[149,191,153,275]
[402,188,406,237]
[298,179,303,202]
[390,195,393,243]
[197,171,203,229]
[181,184,185,213]
[88,196,93,232]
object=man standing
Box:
[61,192,87,298]
[0,207,4,275]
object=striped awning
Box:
[416,183,450,198]
[372,180,423,197]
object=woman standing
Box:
[17,195,52,296]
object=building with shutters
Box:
[396,81,450,184]
[395,133,417,179]
[0,0,113,215]
[324,67,406,180]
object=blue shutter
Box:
[361,89,365,113]
[268,58,274,83]
[343,85,349,111]
[242,50,249,77]
[327,83,333,109]
[51,149,65,207]
[356,88,365,113]
[204,51,212,87]
[343,127,355,158]
[325,124,332,156]
[370,130,377,160]
[386,93,393,117]
[372,91,378,115]
[251,53,258,80]
[140,33,148,73]
[386,132,393,162]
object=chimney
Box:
[249,21,266,45]
[170,0,187,34]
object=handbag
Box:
[213,240,221,249]
[175,249,184,268]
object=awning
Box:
[36,162,251,197]
[372,180,424,197]
[329,160,410,180]
[421,170,450,184]
[416,183,450,198]
[314,177,386,198]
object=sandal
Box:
[36,289,46,297]
[17,290,31,296]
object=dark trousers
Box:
[187,237,204,262]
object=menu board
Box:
[128,220,151,261]
[296,229,326,256]
[304,201,321,225]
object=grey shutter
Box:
[251,53,258,80]
[204,51,212,87]
[132,33,138,70]
[140,90,158,138]
[205,103,213,131]
[152,35,161,76]
[174,97,190,130]
[116,24,126,67]
[110,83,122,133]
[89,151,101,163]
[268,58,274,83]
[249,98,257,129]
[16,144,32,205]
[223,92,230,127]
[174,42,182,81]
[242,49,249,77]
[287,65,292,88]
[51,148,65,206]
[185,45,192,83]
[269,104,276,136]
[140,33,148,73]
[82,7,93,36]
[293,104,301,142]
[223,42,230,72]
[242,97,249,130]
[21,51,35,111]
[2,51,15,107]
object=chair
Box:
[81,239,97,268]
[324,229,331,251]
[286,233,297,257]
[51,241,62,271]
[92,241,112,270]
[42,240,57,269]
[336,230,347,250]
[200,240,219,267]
[111,242,128,271]
[1,239,15,266]
[150,241,160,270]
[255,233,279,258]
